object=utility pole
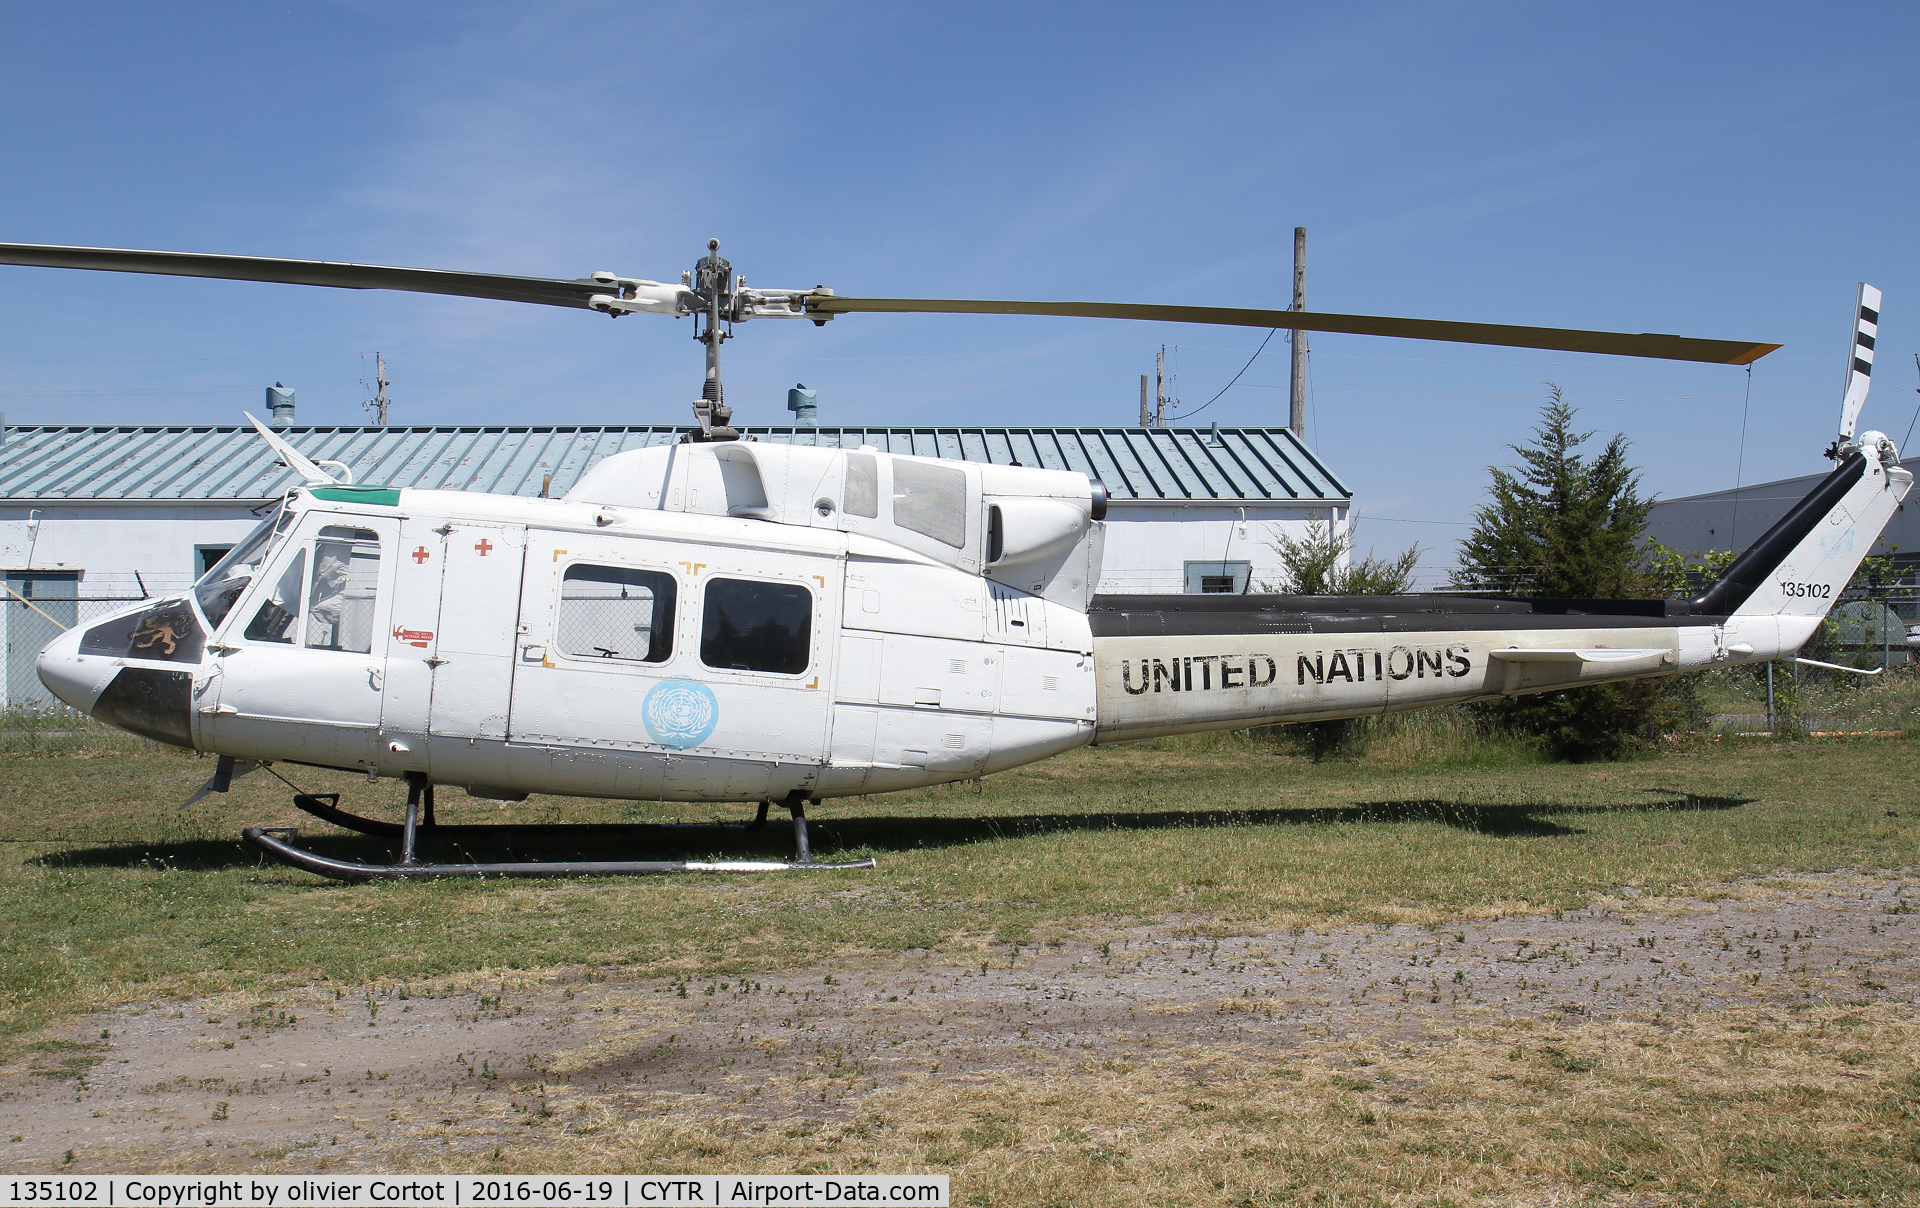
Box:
[1139,374,1151,427]
[368,351,395,426]
[1155,346,1167,427]
[1289,227,1307,438]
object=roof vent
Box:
[787,383,818,428]
[266,383,296,430]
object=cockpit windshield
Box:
[194,503,296,627]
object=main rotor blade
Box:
[805,296,1780,365]
[0,243,609,309]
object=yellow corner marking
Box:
[812,575,826,588]
[551,549,568,562]
[805,677,819,690]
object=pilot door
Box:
[375,518,529,785]
[201,513,396,771]
[508,529,839,800]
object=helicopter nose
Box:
[35,625,117,713]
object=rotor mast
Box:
[687,238,737,442]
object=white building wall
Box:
[0,502,269,594]
[1,503,268,706]
[1095,503,1349,594]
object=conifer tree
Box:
[1453,387,1661,760]
[1453,386,1651,598]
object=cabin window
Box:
[700,577,811,675]
[557,564,677,663]
[305,527,381,653]
[243,550,307,643]
[844,452,879,518]
[892,459,966,548]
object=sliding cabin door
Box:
[508,528,838,800]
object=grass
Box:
[1,728,1917,1200]
[504,1006,1920,1207]
[1693,661,1920,736]
[1,728,1915,1037]
[0,704,157,758]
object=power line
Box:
[1177,329,1277,420]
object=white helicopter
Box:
[4,240,1901,881]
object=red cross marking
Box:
[412,546,431,564]
[475,538,494,556]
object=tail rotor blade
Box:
[1838,283,1881,442]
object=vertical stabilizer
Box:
[1698,285,1907,632]
[1692,438,1909,620]
[1837,283,1881,444]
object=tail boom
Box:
[1087,437,1908,743]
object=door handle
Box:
[425,657,448,668]
[368,665,384,690]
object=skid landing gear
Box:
[242,785,873,883]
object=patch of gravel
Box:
[3,869,1915,1173]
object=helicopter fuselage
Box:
[33,436,1911,806]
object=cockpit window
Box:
[305,527,380,653]
[242,550,306,644]
[194,505,296,627]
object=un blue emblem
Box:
[641,677,719,748]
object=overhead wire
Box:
[1901,353,1920,453]
[1173,329,1276,420]
[1729,364,1753,550]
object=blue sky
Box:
[3,2,1916,581]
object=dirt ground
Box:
[4,868,1915,1176]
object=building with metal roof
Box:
[0,423,1344,505]
[0,420,1350,705]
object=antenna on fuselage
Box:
[245,411,350,487]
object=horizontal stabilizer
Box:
[1489,647,1674,663]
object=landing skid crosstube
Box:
[229,766,874,882]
